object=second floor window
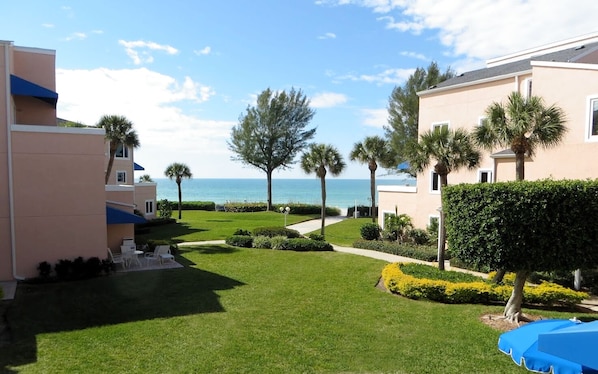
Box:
[588,97,598,139]
[115,143,129,158]
[117,171,126,183]
[430,171,440,193]
[479,170,493,183]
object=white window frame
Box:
[381,211,396,228]
[586,95,598,142]
[431,121,449,131]
[477,116,487,127]
[145,200,155,215]
[430,171,440,194]
[523,78,533,98]
[116,170,127,184]
[428,215,439,229]
[115,143,129,159]
[478,169,493,183]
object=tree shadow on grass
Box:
[0,264,244,371]
[181,244,240,255]
[136,221,207,244]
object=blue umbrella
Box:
[539,320,598,371]
[498,319,598,374]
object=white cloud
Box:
[339,67,414,85]
[194,46,212,55]
[118,40,179,65]
[55,67,232,178]
[42,23,54,28]
[65,32,87,41]
[361,108,387,128]
[318,32,337,40]
[400,50,427,61]
[310,92,348,108]
[320,0,598,61]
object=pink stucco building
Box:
[378,32,598,230]
[1,40,156,281]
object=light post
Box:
[279,206,290,227]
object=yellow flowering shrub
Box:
[381,263,588,306]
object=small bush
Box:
[270,236,287,250]
[281,238,333,252]
[360,223,381,241]
[225,235,253,248]
[84,257,103,278]
[253,226,301,238]
[252,235,272,249]
[233,228,252,236]
[308,233,325,241]
[54,259,73,281]
[37,261,52,279]
[353,240,439,262]
[409,229,431,245]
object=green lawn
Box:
[311,216,372,246]
[2,212,589,373]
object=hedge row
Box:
[223,202,341,216]
[225,235,333,251]
[381,263,588,305]
[353,240,439,262]
[252,227,302,238]
[158,201,216,211]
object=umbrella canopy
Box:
[498,319,598,374]
[538,320,598,371]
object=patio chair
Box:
[107,248,125,268]
[120,245,141,268]
[145,245,174,265]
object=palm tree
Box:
[138,174,154,183]
[407,126,481,270]
[96,115,140,184]
[474,91,567,181]
[300,144,346,236]
[350,136,395,222]
[164,163,192,219]
[473,91,566,318]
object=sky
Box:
[2,1,597,180]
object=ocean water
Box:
[154,178,414,209]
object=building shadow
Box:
[0,263,244,371]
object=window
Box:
[116,171,126,183]
[430,171,440,193]
[145,200,154,215]
[523,78,533,98]
[478,117,488,127]
[115,143,129,158]
[431,121,449,131]
[479,170,493,183]
[588,96,598,140]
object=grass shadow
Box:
[1,264,244,371]
[136,221,206,243]
[182,245,240,255]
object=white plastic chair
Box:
[120,245,141,267]
[145,245,174,265]
[107,248,125,268]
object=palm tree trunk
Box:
[515,152,525,181]
[437,173,448,271]
[177,181,182,219]
[370,168,376,223]
[504,270,530,323]
[320,176,326,236]
[105,143,117,184]
[266,170,273,211]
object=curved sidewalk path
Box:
[179,216,486,278]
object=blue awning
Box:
[106,206,146,225]
[134,162,145,171]
[10,74,58,108]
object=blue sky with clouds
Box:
[2,1,597,179]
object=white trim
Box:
[13,45,56,55]
[478,169,494,183]
[431,121,449,131]
[116,170,127,183]
[145,200,155,215]
[429,171,440,194]
[428,214,440,226]
[523,78,533,98]
[381,210,396,228]
[105,185,135,192]
[106,200,136,208]
[477,116,487,127]
[377,185,417,193]
[417,70,532,97]
[585,95,598,142]
[11,124,104,135]
[531,60,598,71]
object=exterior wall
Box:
[106,186,136,251]
[0,42,12,280]
[135,183,157,218]
[11,125,107,278]
[378,59,598,229]
[105,145,135,185]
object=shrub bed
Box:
[252,226,301,238]
[225,235,253,248]
[353,240,439,262]
[281,238,333,251]
[381,263,588,306]
[222,202,341,216]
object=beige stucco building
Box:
[378,32,598,230]
[1,40,156,281]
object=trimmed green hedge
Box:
[382,263,588,305]
[281,238,333,251]
[226,235,333,252]
[252,226,301,238]
[352,240,439,262]
[223,202,341,216]
[225,235,253,248]
[158,201,216,211]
